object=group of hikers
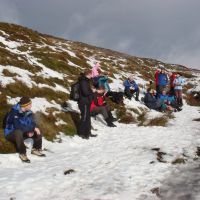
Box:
[3,63,185,163]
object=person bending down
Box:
[4,96,45,163]
[90,87,117,127]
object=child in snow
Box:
[90,86,117,127]
[4,97,45,163]
[173,73,185,106]
[123,76,140,101]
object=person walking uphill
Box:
[77,71,97,139]
[4,97,45,163]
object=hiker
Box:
[4,97,45,163]
[77,71,97,139]
[90,86,117,127]
[159,90,182,112]
[173,73,185,106]
[169,72,177,95]
[91,62,111,92]
[123,76,140,101]
[157,68,168,95]
[144,89,167,112]
[155,68,161,93]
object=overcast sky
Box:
[0,0,200,69]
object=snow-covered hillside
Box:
[0,104,200,200]
[0,22,200,200]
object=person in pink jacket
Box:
[92,62,101,78]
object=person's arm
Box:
[13,114,35,133]
[165,74,169,84]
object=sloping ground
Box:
[0,22,199,153]
[0,104,200,200]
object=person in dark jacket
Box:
[123,76,140,101]
[77,71,97,139]
[155,68,161,93]
[157,69,168,95]
[144,89,166,111]
[90,87,117,127]
[4,97,45,163]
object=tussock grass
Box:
[185,92,200,107]
[2,69,18,77]
[138,111,169,127]
[2,80,68,104]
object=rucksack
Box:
[2,112,10,129]
[70,82,80,101]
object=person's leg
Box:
[92,106,109,120]
[32,132,42,150]
[178,90,183,106]
[133,88,140,101]
[6,130,26,154]
[106,106,117,121]
[124,89,132,99]
[78,103,91,138]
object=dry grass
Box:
[185,92,200,107]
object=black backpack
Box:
[2,112,10,129]
[70,82,80,101]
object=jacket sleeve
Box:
[123,80,130,88]
[93,93,99,106]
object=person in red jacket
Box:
[90,86,117,127]
[169,72,177,95]
[155,68,161,93]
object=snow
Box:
[0,104,200,200]
[7,97,61,115]
[0,35,22,49]
[0,66,15,86]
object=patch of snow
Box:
[0,35,22,49]
[7,97,61,114]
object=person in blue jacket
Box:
[159,90,182,111]
[123,76,140,101]
[4,97,45,163]
[158,68,168,95]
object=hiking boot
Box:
[89,133,97,137]
[19,154,30,163]
[31,148,46,157]
[111,117,117,122]
[105,118,117,127]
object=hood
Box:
[12,103,32,116]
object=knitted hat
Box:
[19,96,32,107]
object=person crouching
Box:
[90,86,117,127]
[4,97,45,163]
